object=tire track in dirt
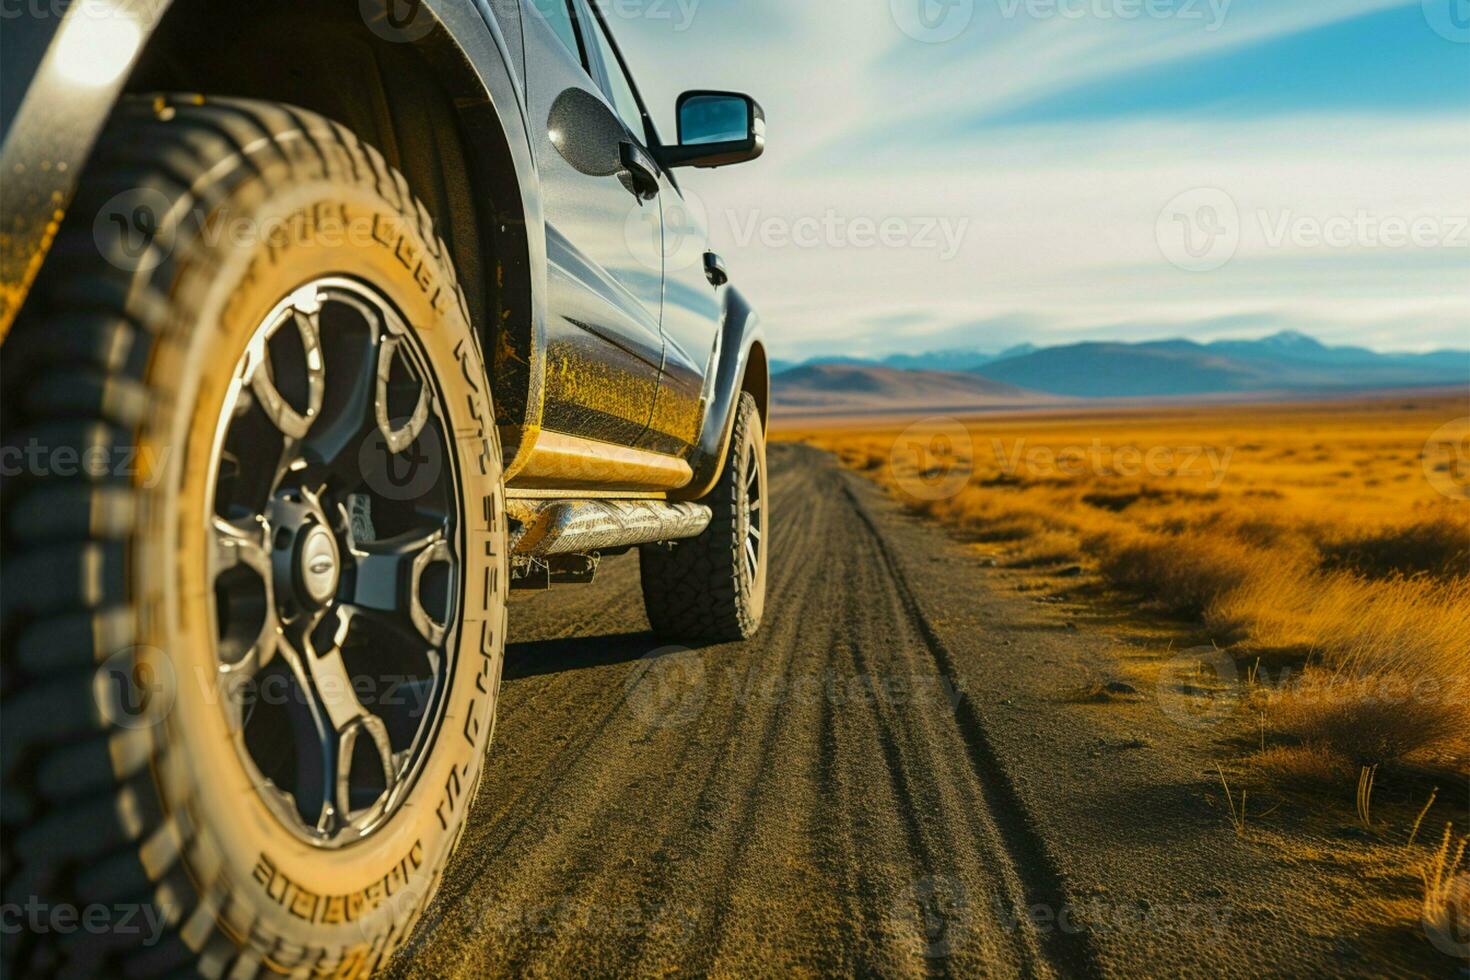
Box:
[839,478,1103,977]
[393,444,1100,978]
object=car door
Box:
[638,170,722,456]
[575,4,723,458]
[520,0,665,449]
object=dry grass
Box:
[782,396,1470,776]
[1421,824,1469,949]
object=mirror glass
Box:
[679,95,751,146]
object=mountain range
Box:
[773,331,1467,409]
[772,363,1049,412]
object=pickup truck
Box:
[0,1,768,974]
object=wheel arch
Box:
[673,287,768,502]
[4,0,549,473]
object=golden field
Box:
[778,395,1470,780]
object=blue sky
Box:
[611,0,1470,361]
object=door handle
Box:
[619,141,660,201]
[704,251,729,287]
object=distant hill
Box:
[773,344,1038,378]
[771,331,1467,402]
[971,333,1468,398]
[773,363,1049,413]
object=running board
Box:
[507,498,712,557]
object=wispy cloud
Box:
[612,0,1470,358]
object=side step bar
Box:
[507,498,712,557]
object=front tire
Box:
[1,96,507,977]
[640,392,768,642]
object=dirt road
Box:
[392,444,1448,978]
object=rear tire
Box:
[1,95,507,977]
[639,392,768,642]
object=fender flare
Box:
[674,286,768,502]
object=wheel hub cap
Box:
[297,524,340,606]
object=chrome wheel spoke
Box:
[302,606,400,823]
[211,514,270,579]
[246,308,325,440]
[375,335,432,454]
[210,515,279,674]
[350,526,454,647]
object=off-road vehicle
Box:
[0,1,768,974]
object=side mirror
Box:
[659,91,765,170]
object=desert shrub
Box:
[1318,512,1470,581]
[1091,531,1265,617]
[1262,668,1470,768]
[1247,744,1355,785]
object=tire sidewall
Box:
[739,396,768,628]
[128,135,505,967]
